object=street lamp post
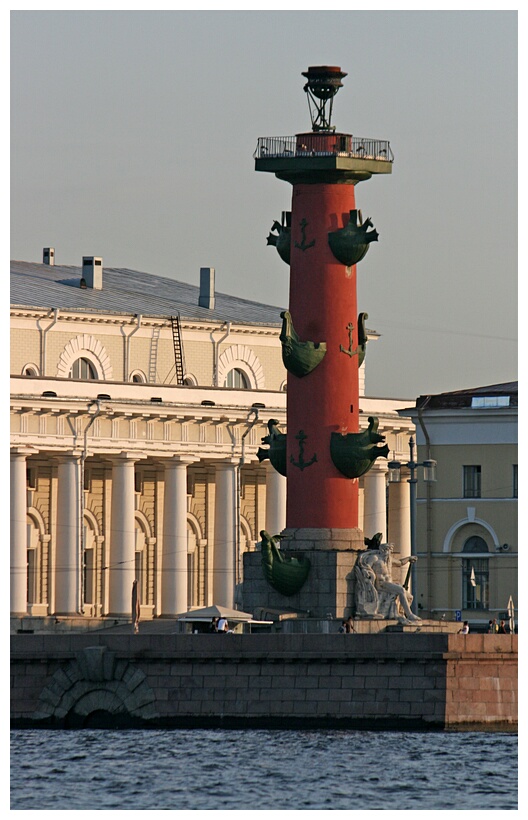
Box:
[388,436,436,615]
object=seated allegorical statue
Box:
[353,542,421,624]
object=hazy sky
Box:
[10,10,517,399]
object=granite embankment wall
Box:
[11,633,517,731]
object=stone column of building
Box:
[213,459,238,608]
[162,456,195,616]
[55,452,82,614]
[10,448,35,615]
[109,453,139,617]
[362,461,388,543]
[265,460,287,536]
[388,467,412,584]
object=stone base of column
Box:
[241,526,365,619]
[279,527,364,552]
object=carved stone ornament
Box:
[353,543,421,624]
[259,530,311,596]
[328,209,378,266]
[330,416,389,479]
[280,310,327,377]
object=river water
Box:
[10,728,517,810]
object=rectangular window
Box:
[26,467,37,490]
[463,465,481,498]
[513,465,518,498]
[462,558,489,609]
[134,471,143,495]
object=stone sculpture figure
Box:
[354,542,421,624]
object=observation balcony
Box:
[254,133,393,184]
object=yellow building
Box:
[11,252,414,626]
[400,383,518,631]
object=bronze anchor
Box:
[294,218,316,252]
[339,322,359,358]
[290,430,317,471]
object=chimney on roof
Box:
[199,267,215,310]
[43,248,55,266]
[82,256,103,290]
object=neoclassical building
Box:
[11,253,415,621]
[401,383,518,629]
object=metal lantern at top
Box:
[302,66,347,132]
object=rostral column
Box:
[256,66,392,543]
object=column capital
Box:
[164,455,199,467]
[364,460,389,476]
[109,451,148,464]
[55,450,83,463]
[11,446,38,458]
[213,457,239,469]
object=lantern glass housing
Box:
[388,459,402,483]
[422,460,437,482]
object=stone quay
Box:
[11,632,517,731]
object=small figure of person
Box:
[346,616,355,633]
[459,620,469,634]
[498,620,507,634]
[487,620,494,633]
[217,617,228,633]
[492,618,498,633]
[208,617,218,633]
[338,620,347,633]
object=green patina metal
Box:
[338,312,368,365]
[259,530,311,596]
[328,209,379,266]
[364,532,383,550]
[339,322,358,358]
[357,311,368,367]
[257,419,287,477]
[290,429,317,471]
[330,416,389,479]
[267,219,291,265]
[294,218,316,251]
[280,310,327,377]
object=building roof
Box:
[10,260,284,326]
[415,382,518,410]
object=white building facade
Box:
[11,255,415,621]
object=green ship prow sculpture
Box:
[257,419,287,476]
[259,530,311,596]
[328,209,379,267]
[280,310,327,378]
[330,416,390,479]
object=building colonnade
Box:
[10,448,411,618]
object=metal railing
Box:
[254,135,393,162]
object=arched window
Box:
[70,357,97,380]
[130,371,146,383]
[224,368,250,389]
[83,517,96,606]
[26,515,40,605]
[462,536,489,553]
[23,364,39,377]
[134,519,148,606]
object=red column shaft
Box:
[286,183,360,529]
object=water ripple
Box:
[11,728,517,810]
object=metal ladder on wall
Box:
[170,314,186,385]
[148,326,160,384]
